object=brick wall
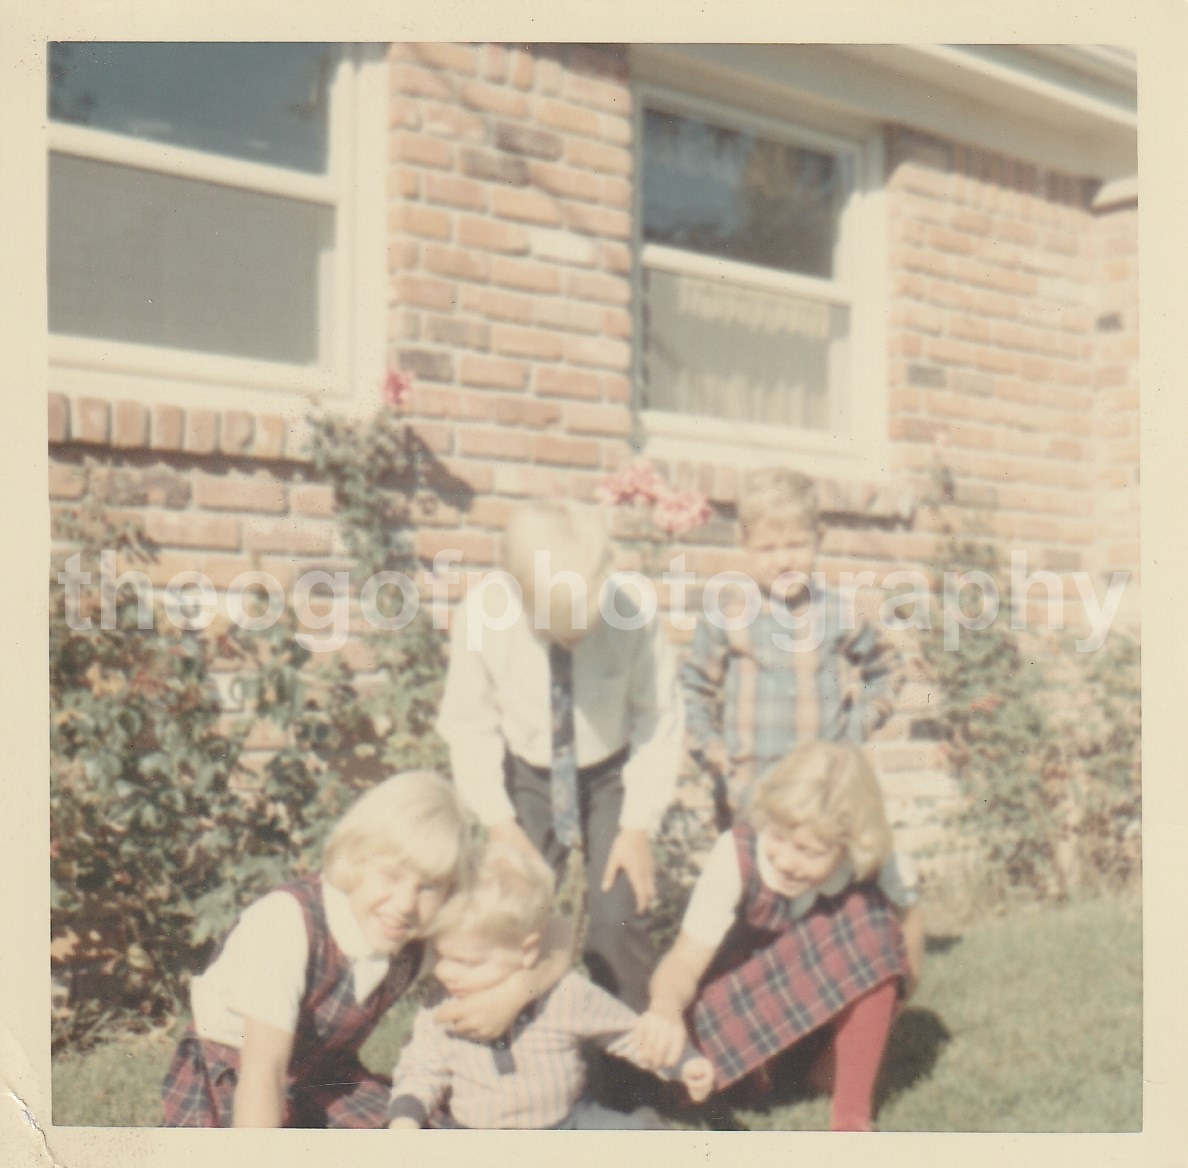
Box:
[47,44,1140,876]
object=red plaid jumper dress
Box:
[161,875,423,1127]
[689,822,909,1089]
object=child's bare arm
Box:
[233,1017,293,1127]
[631,931,717,1070]
[435,914,575,1040]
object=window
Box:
[47,42,383,398]
[634,81,885,473]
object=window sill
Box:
[641,408,896,487]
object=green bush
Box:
[50,402,460,1050]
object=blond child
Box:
[161,772,567,1128]
[386,844,713,1129]
[684,468,902,821]
[632,742,925,1132]
[437,499,684,1012]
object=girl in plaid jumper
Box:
[630,742,925,1131]
[161,772,570,1128]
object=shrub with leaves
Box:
[50,380,465,1048]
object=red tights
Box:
[816,977,899,1131]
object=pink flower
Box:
[382,368,414,409]
[652,491,714,538]
[595,460,667,506]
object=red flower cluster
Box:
[382,368,414,409]
[596,459,713,539]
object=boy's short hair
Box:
[430,842,555,949]
[737,468,820,539]
[751,742,891,881]
[501,500,611,638]
[323,771,473,894]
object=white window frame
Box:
[633,79,889,482]
[47,43,387,415]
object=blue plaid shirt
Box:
[682,584,900,807]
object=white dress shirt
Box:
[190,880,400,1046]
[436,581,685,834]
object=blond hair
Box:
[737,468,820,541]
[322,771,472,894]
[430,842,555,949]
[501,499,611,638]
[751,742,891,881]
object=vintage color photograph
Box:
[43,40,1142,1134]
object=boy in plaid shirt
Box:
[683,468,903,822]
[386,844,713,1130]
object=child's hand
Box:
[680,1056,715,1104]
[601,828,655,914]
[435,971,526,1041]
[629,1008,689,1071]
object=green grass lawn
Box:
[52,894,1141,1131]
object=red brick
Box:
[566,203,630,239]
[490,256,562,294]
[49,462,86,500]
[406,421,454,454]
[110,401,148,449]
[495,121,564,161]
[390,239,421,272]
[510,48,535,90]
[254,415,287,460]
[565,271,629,305]
[394,132,455,169]
[460,79,529,118]
[441,457,496,492]
[426,173,487,212]
[396,275,458,312]
[492,463,567,497]
[483,43,509,83]
[533,433,601,467]
[150,404,183,453]
[415,527,496,566]
[601,176,631,209]
[491,187,563,227]
[459,354,530,390]
[458,216,530,255]
[600,114,632,147]
[399,204,453,241]
[147,511,241,551]
[494,396,563,427]
[220,410,255,455]
[292,484,336,518]
[565,138,631,176]
[409,492,462,528]
[603,375,631,403]
[74,397,111,445]
[565,402,632,437]
[460,148,529,186]
[602,308,632,340]
[426,314,491,351]
[535,98,601,137]
[536,56,563,96]
[491,325,565,361]
[48,394,70,444]
[535,367,603,400]
[528,160,602,203]
[564,335,630,371]
[180,410,218,455]
[458,426,534,461]
[424,245,490,282]
[413,385,495,421]
[564,71,630,114]
[195,472,288,514]
[243,517,333,556]
[889,416,947,443]
[535,298,605,334]
[466,496,517,529]
[411,42,478,76]
[420,100,486,142]
[203,555,294,592]
[600,242,631,275]
[461,285,534,323]
[392,63,453,100]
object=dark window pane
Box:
[48,42,334,174]
[48,154,333,364]
[642,266,848,429]
[643,107,841,279]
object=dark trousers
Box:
[504,750,654,1012]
